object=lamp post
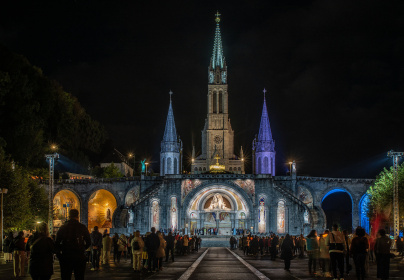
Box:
[145,162,149,176]
[128,153,136,176]
[289,161,293,176]
[45,152,59,235]
[0,188,8,252]
[387,150,403,238]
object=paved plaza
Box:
[1,247,403,280]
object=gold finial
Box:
[215,11,221,23]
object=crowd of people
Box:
[2,210,403,280]
[232,224,404,280]
[2,209,203,279]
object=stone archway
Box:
[88,189,117,233]
[359,193,370,233]
[53,189,81,229]
[185,184,251,235]
[322,188,353,231]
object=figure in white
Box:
[208,193,229,210]
[152,201,159,229]
[170,197,178,230]
[258,198,265,233]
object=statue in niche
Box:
[106,208,111,221]
[208,193,230,210]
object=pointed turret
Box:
[160,91,182,176]
[258,93,273,142]
[253,88,276,175]
[208,11,227,84]
[211,12,225,69]
[163,92,177,142]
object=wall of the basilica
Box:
[50,173,373,236]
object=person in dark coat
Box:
[55,209,91,280]
[350,227,369,280]
[281,234,294,271]
[165,231,175,262]
[28,222,55,280]
[3,231,13,262]
[145,227,160,272]
[375,229,392,280]
[13,231,27,278]
[270,234,279,260]
[90,226,103,270]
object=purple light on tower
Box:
[253,88,276,175]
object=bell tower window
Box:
[213,92,217,113]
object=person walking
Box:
[280,234,294,272]
[55,209,91,280]
[3,231,13,263]
[165,231,175,262]
[117,234,127,263]
[156,231,166,271]
[112,233,119,263]
[90,226,103,270]
[27,222,55,280]
[350,227,369,280]
[145,227,160,272]
[183,235,189,255]
[343,229,352,275]
[375,229,392,280]
[326,224,346,280]
[270,234,279,260]
[131,230,144,272]
[306,230,319,276]
[319,231,331,277]
[101,231,112,265]
[12,231,27,278]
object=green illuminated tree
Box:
[102,163,123,178]
[367,163,404,222]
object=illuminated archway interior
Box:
[53,190,80,228]
[359,194,370,234]
[186,185,249,235]
[88,189,117,233]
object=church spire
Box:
[253,88,276,175]
[211,11,225,69]
[163,90,177,142]
[209,11,227,84]
[258,88,273,141]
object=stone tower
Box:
[253,89,276,175]
[192,12,244,174]
[160,91,182,175]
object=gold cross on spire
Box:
[215,11,221,23]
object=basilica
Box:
[52,13,373,237]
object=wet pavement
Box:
[1,248,403,280]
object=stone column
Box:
[352,199,360,230]
[81,198,88,229]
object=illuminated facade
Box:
[51,13,374,237]
[191,12,244,174]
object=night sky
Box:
[1,0,403,177]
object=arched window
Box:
[151,200,160,230]
[277,200,286,233]
[264,157,269,174]
[213,92,217,113]
[174,158,178,174]
[170,197,178,230]
[199,167,202,171]
[257,157,261,174]
[229,167,232,171]
[167,157,172,174]
[203,167,206,171]
[258,197,266,233]
[238,167,241,171]
[194,167,198,171]
[219,91,223,113]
